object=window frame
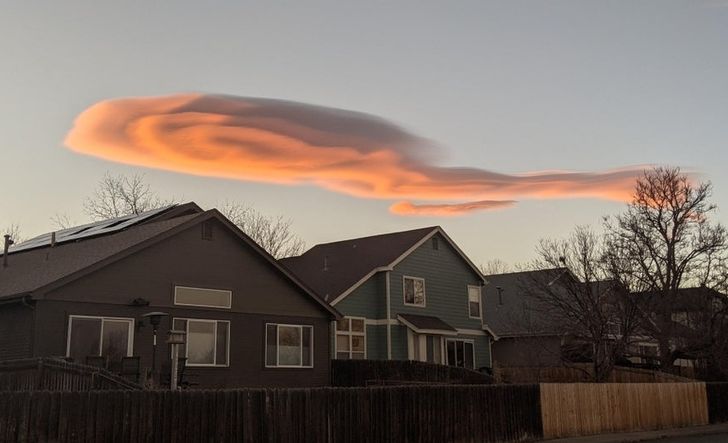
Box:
[445,338,476,370]
[403,276,427,307]
[66,315,135,359]
[173,317,231,367]
[173,285,232,309]
[335,316,367,360]
[264,323,314,369]
[467,285,482,319]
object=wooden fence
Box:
[331,360,492,386]
[495,364,693,384]
[0,385,542,443]
[1,382,727,442]
[540,383,709,439]
[706,382,728,424]
[0,358,141,392]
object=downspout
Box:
[385,271,392,360]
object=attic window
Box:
[432,237,439,250]
[201,221,214,241]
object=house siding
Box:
[366,325,387,360]
[0,302,34,359]
[334,273,385,319]
[32,218,333,388]
[389,233,484,331]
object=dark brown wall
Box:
[33,219,333,388]
[492,336,562,368]
[0,301,34,359]
[33,300,331,388]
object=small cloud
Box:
[390,200,516,216]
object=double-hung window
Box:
[446,339,475,369]
[403,276,426,307]
[335,317,366,359]
[172,318,230,366]
[67,316,134,362]
[265,324,314,368]
[468,286,482,319]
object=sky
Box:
[1,0,727,267]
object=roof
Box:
[483,268,571,337]
[0,204,339,318]
[7,203,203,254]
[397,313,457,336]
[280,226,485,304]
[0,213,198,299]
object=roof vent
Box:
[3,234,14,267]
[323,256,329,272]
[201,221,214,241]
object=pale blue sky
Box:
[1,1,727,266]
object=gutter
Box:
[0,294,35,309]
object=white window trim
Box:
[173,286,232,309]
[66,315,135,358]
[173,317,230,367]
[467,285,482,319]
[403,276,426,307]
[265,323,314,369]
[445,338,476,370]
[334,317,367,359]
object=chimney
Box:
[51,232,56,247]
[3,234,14,268]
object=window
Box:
[403,277,426,306]
[446,339,475,369]
[172,318,229,366]
[426,335,442,364]
[468,286,481,319]
[336,317,366,359]
[67,316,134,362]
[265,324,314,368]
[174,286,232,309]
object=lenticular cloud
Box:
[65,93,644,216]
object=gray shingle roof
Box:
[280,226,438,301]
[0,214,199,299]
[397,313,457,334]
[483,268,568,337]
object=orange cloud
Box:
[65,93,646,216]
[390,200,516,216]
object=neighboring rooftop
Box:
[0,212,199,299]
[280,226,439,301]
[7,203,202,254]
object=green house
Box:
[281,227,496,370]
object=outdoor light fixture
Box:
[141,311,168,384]
[166,329,187,390]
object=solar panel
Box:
[8,205,175,254]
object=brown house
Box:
[0,203,339,388]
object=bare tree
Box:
[524,226,645,382]
[50,213,75,230]
[480,259,511,275]
[219,201,306,259]
[84,172,176,220]
[604,166,728,369]
[2,223,22,244]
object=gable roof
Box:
[482,268,570,337]
[0,204,339,318]
[280,226,485,304]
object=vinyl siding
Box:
[390,233,484,330]
[333,273,385,319]
[366,324,387,360]
[0,302,33,359]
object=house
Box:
[482,269,568,368]
[483,268,631,370]
[0,203,339,388]
[630,286,728,377]
[280,226,494,371]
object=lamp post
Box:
[167,330,187,390]
[141,312,168,385]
